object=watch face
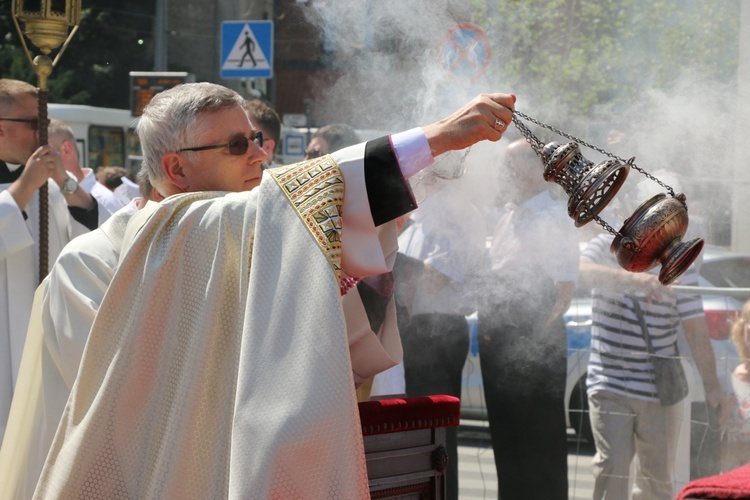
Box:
[64,177,78,194]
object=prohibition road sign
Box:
[439,23,491,81]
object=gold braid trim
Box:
[268,156,345,281]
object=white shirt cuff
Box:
[79,170,97,193]
[391,127,434,179]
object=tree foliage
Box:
[1,0,741,116]
[479,0,740,118]
[1,0,154,109]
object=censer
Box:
[511,111,704,286]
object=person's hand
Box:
[716,393,735,430]
[422,93,516,157]
[705,387,729,429]
[20,145,63,191]
[7,145,63,211]
[630,272,664,302]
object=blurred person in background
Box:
[719,300,750,472]
[480,138,578,499]
[581,225,724,499]
[243,99,280,168]
[304,123,361,160]
[47,119,120,215]
[113,175,141,208]
[96,166,133,192]
[396,169,488,499]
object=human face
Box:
[247,117,275,162]
[304,136,329,160]
[0,93,40,164]
[175,106,267,193]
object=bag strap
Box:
[632,297,680,357]
[631,298,656,355]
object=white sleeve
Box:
[332,144,399,278]
[390,128,434,179]
[0,189,34,260]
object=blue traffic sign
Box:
[221,21,274,79]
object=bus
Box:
[47,104,142,173]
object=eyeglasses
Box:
[177,131,263,156]
[0,117,39,131]
[304,148,323,159]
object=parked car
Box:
[460,245,750,447]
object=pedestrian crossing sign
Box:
[221,21,274,79]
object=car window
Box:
[701,257,750,288]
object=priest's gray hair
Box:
[136,82,245,192]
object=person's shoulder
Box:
[582,233,613,253]
[54,228,113,270]
[155,191,259,223]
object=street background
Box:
[458,421,595,499]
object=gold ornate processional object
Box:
[512,111,704,286]
[12,0,82,282]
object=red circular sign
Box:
[439,23,492,81]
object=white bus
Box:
[47,104,142,173]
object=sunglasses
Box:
[0,117,39,131]
[177,131,263,156]
[304,148,323,159]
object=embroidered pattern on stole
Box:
[268,156,345,281]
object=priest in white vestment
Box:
[0,203,138,499]
[25,82,514,498]
[0,79,109,440]
[0,154,404,499]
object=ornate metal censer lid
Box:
[511,111,704,285]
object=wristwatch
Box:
[61,177,79,195]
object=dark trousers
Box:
[478,292,569,500]
[401,313,470,500]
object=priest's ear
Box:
[162,152,190,192]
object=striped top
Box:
[583,234,703,402]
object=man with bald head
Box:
[47,118,122,213]
[34,82,516,498]
[480,138,579,499]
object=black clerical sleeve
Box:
[364,137,418,226]
[68,202,99,231]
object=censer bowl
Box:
[610,193,705,285]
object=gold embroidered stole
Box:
[268,156,345,281]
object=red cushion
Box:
[676,463,750,499]
[358,395,461,436]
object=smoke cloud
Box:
[301,2,744,470]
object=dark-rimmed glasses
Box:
[0,117,39,131]
[177,131,263,156]
[304,148,323,159]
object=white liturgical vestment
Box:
[31,147,402,499]
[0,205,135,499]
[0,177,109,440]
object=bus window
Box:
[89,126,125,170]
[127,129,141,158]
[127,129,143,171]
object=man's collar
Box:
[0,161,23,183]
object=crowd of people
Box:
[2,74,750,499]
